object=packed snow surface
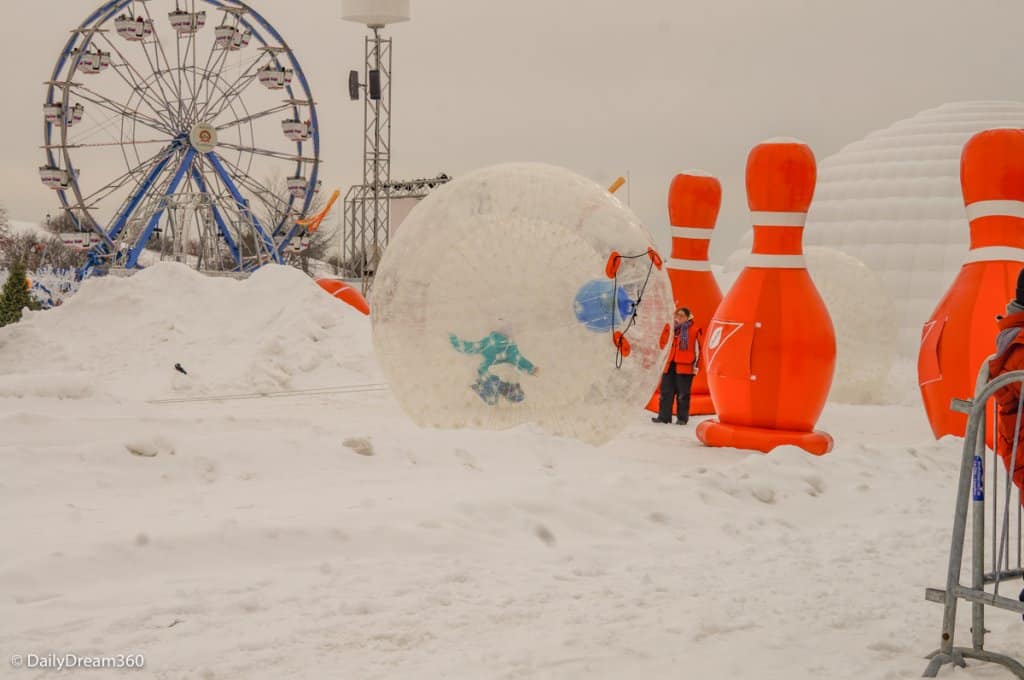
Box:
[0,263,1019,679]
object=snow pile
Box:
[0,385,986,678]
[0,256,1017,678]
[0,262,377,402]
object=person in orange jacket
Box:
[988,271,1024,501]
[652,307,699,425]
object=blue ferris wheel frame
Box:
[43,0,321,275]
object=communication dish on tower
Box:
[342,0,410,27]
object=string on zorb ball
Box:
[610,249,658,369]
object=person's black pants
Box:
[658,364,693,423]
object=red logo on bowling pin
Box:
[918,128,1024,440]
[646,172,724,417]
[696,140,836,455]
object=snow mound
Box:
[0,263,377,401]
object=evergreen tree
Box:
[0,260,34,327]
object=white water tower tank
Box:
[342,0,410,27]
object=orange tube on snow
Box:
[918,128,1024,441]
[607,176,626,194]
[316,278,370,315]
[645,172,724,417]
[696,140,836,455]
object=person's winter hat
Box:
[1017,267,1024,306]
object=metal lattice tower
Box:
[342,1,408,288]
[364,29,392,240]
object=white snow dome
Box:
[725,101,1024,360]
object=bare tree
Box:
[0,210,88,271]
[251,172,336,274]
[0,204,9,242]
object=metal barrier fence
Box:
[924,358,1024,677]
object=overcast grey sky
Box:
[3,0,1023,261]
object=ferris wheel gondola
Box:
[42,0,322,275]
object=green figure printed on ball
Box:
[449,331,538,405]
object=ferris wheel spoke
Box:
[126,147,196,268]
[186,0,199,116]
[137,1,187,123]
[94,32,179,129]
[191,22,232,124]
[215,103,291,132]
[209,153,293,221]
[183,26,204,123]
[173,32,187,126]
[200,48,233,120]
[205,151,281,262]
[209,153,287,244]
[199,53,264,121]
[217,141,314,163]
[197,34,243,124]
[95,145,181,250]
[137,47,184,131]
[80,143,179,209]
[73,85,176,137]
[46,138,168,151]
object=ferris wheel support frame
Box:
[125,147,196,268]
[189,165,243,266]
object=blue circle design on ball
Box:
[573,279,634,332]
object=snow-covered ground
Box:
[0,263,1018,679]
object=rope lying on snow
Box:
[148,383,390,405]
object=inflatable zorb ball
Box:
[370,163,673,445]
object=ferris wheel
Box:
[40,0,322,273]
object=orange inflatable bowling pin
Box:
[645,172,723,416]
[696,140,836,455]
[918,128,1024,439]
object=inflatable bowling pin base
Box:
[696,420,833,456]
[644,391,715,417]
